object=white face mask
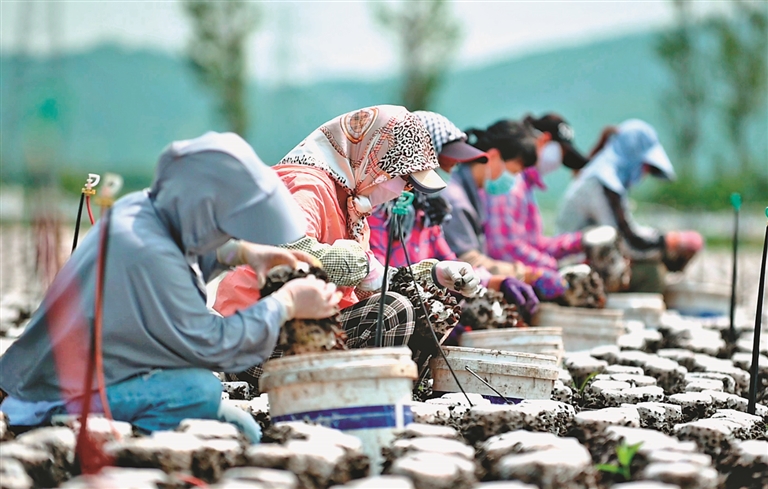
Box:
[538,141,563,176]
[367,177,406,207]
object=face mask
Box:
[484,168,516,196]
[538,141,563,176]
[435,167,453,183]
[367,177,406,207]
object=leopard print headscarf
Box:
[279,105,438,242]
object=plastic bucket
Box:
[531,303,625,352]
[605,293,666,328]
[260,347,417,473]
[429,346,559,404]
[664,281,731,317]
[459,327,564,364]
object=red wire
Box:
[85,195,95,225]
[76,207,117,474]
[94,209,117,433]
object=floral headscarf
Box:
[279,105,438,241]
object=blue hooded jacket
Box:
[0,132,306,403]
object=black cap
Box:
[528,114,588,170]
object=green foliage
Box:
[705,1,768,175]
[655,1,767,178]
[182,0,259,136]
[372,0,462,111]
[574,371,600,395]
[644,169,768,212]
[596,442,643,481]
[654,0,705,179]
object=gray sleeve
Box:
[557,177,618,232]
[442,201,483,258]
[128,246,285,372]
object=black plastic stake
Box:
[747,207,768,415]
[71,193,85,253]
[374,222,395,348]
[729,193,742,343]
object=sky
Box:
[0,1,731,84]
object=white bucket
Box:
[259,347,417,473]
[429,346,559,404]
[531,303,625,352]
[459,327,564,364]
[606,293,666,328]
[664,281,731,317]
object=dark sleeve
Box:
[199,251,228,283]
[442,202,483,258]
[603,185,665,251]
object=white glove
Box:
[433,261,482,297]
[271,276,342,320]
[357,253,385,292]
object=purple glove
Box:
[500,277,540,318]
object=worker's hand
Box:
[499,277,539,318]
[433,261,482,297]
[271,276,342,320]
[217,240,321,287]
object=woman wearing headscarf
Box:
[556,119,703,292]
[214,106,481,382]
[0,132,340,443]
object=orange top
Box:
[213,165,366,316]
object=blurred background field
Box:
[1,0,766,240]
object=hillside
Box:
[1,30,765,207]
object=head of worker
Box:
[280,105,444,242]
[149,131,307,258]
[464,119,538,196]
[412,110,489,183]
[523,113,589,179]
[580,119,676,195]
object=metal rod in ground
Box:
[374,223,396,348]
[399,235,473,408]
[747,208,768,415]
[71,193,85,253]
[465,366,513,405]
[729,193,741,343]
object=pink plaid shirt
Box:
[483,168,583,270]
[368,208,456,267]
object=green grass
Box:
[596,442,643,481]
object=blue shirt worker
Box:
[0,132,341,443]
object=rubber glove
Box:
[217,240,321,287]
[271,276,342,320]
[500,277,539,318]
[433,261,482,297]
[663,230,703,272]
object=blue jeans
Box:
[76,368,261,443]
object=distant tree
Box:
[706,0,767,174]
[373,0,462,111]
[654,0,704,180]
[182,0,259,136]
